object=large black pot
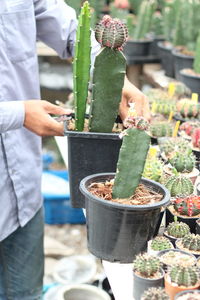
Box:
[80,173,170,263]
[65,131,122,208]
[157,41,175,78]
[179,69,200,96]
[133,268,164,300]
[172,49,194,81]
[123,39,152,58]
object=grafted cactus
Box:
[165,175,194,197]
[192,128,200,149]
[168,265,199,287]
[176,98,200,118]
[133,253,161,278]
[141,288,169,300]
[174,196,200,217]
[89,15,128,133]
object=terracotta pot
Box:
[165,274,199,300]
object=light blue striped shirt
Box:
[0,0,99,241]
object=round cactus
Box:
[95,15,128,50]
[123,116,149,130]
[159,138,190,158]
[150,122,173,138]
[173,195,200,217]
[165,175,194,197]
[169,152,195,173]
[176,98,200,118]
[143,156,163,182]
[133,253,161,278]
[150,236,173,251]
[180,234,200,252]
[192,128,200,149]
[141,287,169,300]
[168,264,199,287]
[166,219,190,238]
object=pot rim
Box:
[180,68,200,79]
[157,248,197,262]
[126,39,153,44]
[167,206,200,220]
[157,41,173,50]
[133,267,164,281]
[172,49,194,59]
[175,289,200,299]
[79,173,170,210]
[65,129,120,140]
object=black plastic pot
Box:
[153,210,165,237]
[192,149,200,170]
[172,49,194,81]
[175,289,200,299]
[196,218,200,234]
[123,39,152,58]
[65,131,122,208]
[163,231,177,247]
[80,173,170,263]
[133,268,164,300]
[149,36,165,57]
[179,69,200,96]
[165,207,199,234]
[157,41,175,78]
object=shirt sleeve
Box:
[0,102,25,133]
[34,0,100,60]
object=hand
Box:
[114,0,130,9]
[24,100,71,136]
[119,77,151,123]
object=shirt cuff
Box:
[0,101,25,133]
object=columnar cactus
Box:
[133,253,161,278]
[169,152,196,173]
[88,15,128,132]
[192,128,200,149]
[176,98,200,118]
[143,156,163,183]
[168,265,199,287]
[112,116,150,199]
[180,234,200,252]
[141,288,170,300]
[165,175,194,197]
[150,122,173,138]
[166,218,190,238]
[173,196,200,217]
[150,236,173,251]
[74,1,91,131]
[193,32,200,74]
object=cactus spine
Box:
[169,152,195,173]
[193,32,200,74]
[168,265,199,287]
[180,234,200,252]
[89,16,128,132]
[150,236,173,251]
[166,218,190,238]
[174,196,200,217]
[133,253,161,278]
[165,175,194,197]
[74,2,91,131]
[141,288,170,300]
[112,119,150,199]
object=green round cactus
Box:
[150,122,173,138]
[133,253,161,278]
[165,175,194,197]
[143,156,163,182]
[169,152,195,173]
[168,265,199,287]
[150,236,173,251]
[141,287,170,300]
[159,138,190,158]
[166,219,190,238]
[180,234,200,252]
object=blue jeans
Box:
[0,208,44,300]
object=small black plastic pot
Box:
[80,173,170,263]
[149,36,165,57]
[179,69,200,96]
[157,41,174,78]
[65,130,122,208]
[165,207,199,234]
[196,218,200,234]
[175,289,200,300]
[172,49,194,81]
[123,39,152,58]
[133,268,164,300]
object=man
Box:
[0,0,150,299]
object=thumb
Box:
[42,100,69,115]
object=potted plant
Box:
[176,233,200,258]
[164,217,190,246]
[65,4,128,207]
[164,174,194,199]
[175,290,200,300]
[79,116,170,262]
[141,287,169,300]
[175,98,200,121]
[191,128,200,166]
[164,265,200,299]
[133,253,164,300]
[147,236,174,255]
[166,195,200,233]
[150,121,174,145]
[158,137,191,162]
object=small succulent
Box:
[143,155,163,182]
[150,236,173,251]
[173,195,200,217]
[165,175,194,197]
[176,98,200,118]
[166,217,190,238]
[167,264,199,287]
[141,287,169,300]
[133,253,161,278]
[159,250,196,268]
[169,152,196,173]
[159,137,191,159]
[178,233,200,253]
[150,122,173,138]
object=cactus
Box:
[169,152,196,173]
[141,287,170,300]
[166,218,190,238]
[165,175,194,197]
[173,8,185,47]
[193,29,200,74]
[180,121,200,137]
[133,0,156,40]
[150,11,164,37]
[176,98,200,119]
[143,155,163,182]
[180,234,200,253]
[192,128,200,149]
[150,122,173,138]
[126,14,135,38]
[168,264,199,287]
[133,253,161,278]
[159,138,191,159]
[173,196,200,217]
[88,15,128,133]
[73,1,91,131]
[150,236,173,251]
[112,116,150,199]
[155,102,176,117]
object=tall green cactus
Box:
[112,118,150,199]
[74,1,91,131]
[193,32,200,74]
[88,16,128,133]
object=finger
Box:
[42,101,70,115]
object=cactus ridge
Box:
[169,152,195,173]
[133,253,161,278]
[168,264,199,287]
[166,220,190,238]
[176,98,200,118]
[165,175,194,198]
[151,236,173,251]
[181,233,200,252]
[174,195,200,217]
[141,287,170,300]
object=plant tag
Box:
[168,111,174,122]
[192,93,198,103]
[151,102,157,114]
[168,82,175,97]
[172,121,180,137]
